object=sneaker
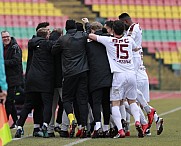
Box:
[110,127,118,138]
[33,131,44,137]
[42,125,49,138]
[125,131,130,136]
[135,121,144,138]
[142,124,149,135]
[15,129,23,138]
[145,128,151,136]
[59,130,69,138]
[80,127,87,138]
[121,119,127,130]
[90,122,95,133]
[113,129,125,138]
[86,131,91,137]
[48,132,55,137]
[10,123,17,129]
[103,130,111,138]
[76,129,82,137]
[69,120,77,138]
[33,128,43,137]
[91,128,104,138]
[54,126,61,133]
[147,108,155,128]
[156,118,163,135]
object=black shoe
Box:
[59,130,69,138]
[33,128,43,137]
[103,130,111,138]
[54,126,61,133]
[48,132,55,137]
[86,131,91,137]
[42,125,49,138]
[90,122,95,133]
[69,120,77,138]
[91,128,104,138]
[110,126,118,138]
[121,119,127,130]
[15,129,22,138]
[10,123,17,129]
[33,131,44,137]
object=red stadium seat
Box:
[169,42,177,51]
[84,0,92,5]
[128,0,135,5]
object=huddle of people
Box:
[1,12,164,139]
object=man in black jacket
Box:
[85,21,113,138]
[1,31,23,128]
[15,28,54,138]
[52,19,89,138]
[25,22,50,136]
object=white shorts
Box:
[137,79,150,102]
[133,57,142,72]
[110,72,137,101]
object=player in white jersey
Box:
[88,20,144,138]
[119,13,163,135]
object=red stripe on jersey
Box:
[127,23,136,36]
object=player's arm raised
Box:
[88,33,98,41]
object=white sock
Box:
[154,112,159,122]
[34,124,40,129]
[137,89,149,108]
[124,101,132,115]
[43,122,48,128]
[103,125,109,131]
[130,102,140,123]
[144,105,151,114]
[17,126,22,130]
[55,122,60,127]
[139,107,148,125]
[78,125,82,130]
[126,111,130,123]
[95,122,101,130]
[119,105,126,121]
[112,106,123,131]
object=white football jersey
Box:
[136,65,149,80]
[127,23,143,58]
[97,35,136,73]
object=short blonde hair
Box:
[90,21,103,31]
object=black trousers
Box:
[91,87,111,125]
[5,86,18,123]
[62,72,88,127]
[17,92,53,127]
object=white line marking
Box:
[63,106,181,146]
[13,134,32,140]
[158,106,181,116]
[64,138,91,146]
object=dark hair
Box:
[112,20,125,35]
[104,20,113,29]
[65,19,76,31]
[36,22,50,32]
[76,22,84,31]
[49,28,63,41]
[118,13,131,20]
[1,30,10,35]
[36,28,49,38]
[102,27,108,33]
